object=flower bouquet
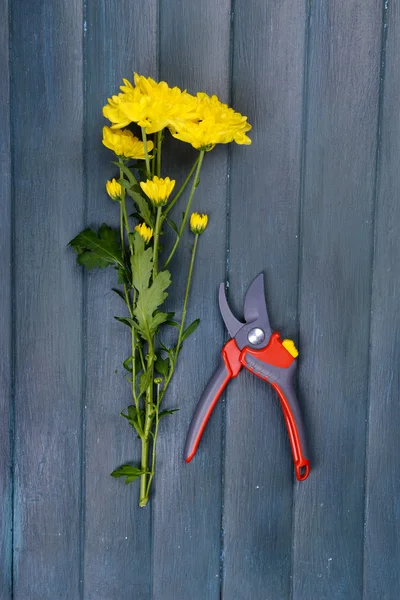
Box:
[69,74,252,506]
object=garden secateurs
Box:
[183,273,310,481]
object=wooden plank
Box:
[151,2,231,598]
[222,1,307,598]
[11,0,84,597]
[364,3,400,598]
[292,2,381,599]
[0,0,12,597]
[83,2,157,598]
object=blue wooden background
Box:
[1,0,400,598]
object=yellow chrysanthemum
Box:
[106,178,122,201]
[102,93,133,129]
[135,223,153,244]
[140,176,176,207]
[171,92,252,150]
[103,74,198,134]
[102,126,154,159]
[190,212,208,234]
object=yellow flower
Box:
[135,223,153,244]
[102,93,133,129]
[102,126,154,159]
[140,176,176,207]
[106,178,122,201]
[171,92,252,150]
[103,74,198,134]
[190,212,208,234]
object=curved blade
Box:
[243,274,272,337]
[218,283,244,339]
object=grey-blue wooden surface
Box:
[1,1,400,599]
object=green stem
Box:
[159,234,200,405]
[163,150,204,268]
[146,382,161,497]
[152,207,162,279]
[119,202,125,261]
[156,130,162,177]
[139,339,155,507]
[139,436,150,507]
[141,127,151,179]
[119,161,133,254]
[174,234,199,363]
[151,134,156,177]
[164,154,200,216]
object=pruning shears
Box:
[183,273,310,481]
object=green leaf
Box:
[121,405,145,432]
[69,224,123,270]
[110,464,144,484]
[165,217,179,236]
[112,161,138,186]
[181,318,200,342]
[134,270,172,341]
[117,265,129,285]
[139,369,153,397]
[150,311,169,334]
[155,355,169,378]
[126,188,154,228]
[166,319,180,329]
[112,288,126,303]
[114,316,137,329]
[131,232,153,293]
[123,356,133,372]
[158,408,179,419]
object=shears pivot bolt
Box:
[247,327,265,345]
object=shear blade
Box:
[243,274,272,335]
[218,283,244,339]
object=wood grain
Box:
[11,0,84,597]
[364,3,400,598]
[292,2,382,599]
[0,0,12,597]
[222,1,307,598]
[151,1,231,598]
[5,1,400,598]
[83,1,157,598]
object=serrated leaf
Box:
[126,188,154,228]
[131,232,153,293]
[77,251,109,269]
[181,318,200,342]
[110,464,144,484]
[134,270,171,341]
[69,224,123,270]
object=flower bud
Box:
[135,223,153,244]
[106,178,122,201]
[190,212,208,234]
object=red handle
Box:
[242,334,310,481]
[183,339,242,462]
[271,382,310,481]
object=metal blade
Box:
[218,283,244,338]
[243,273,272,337]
